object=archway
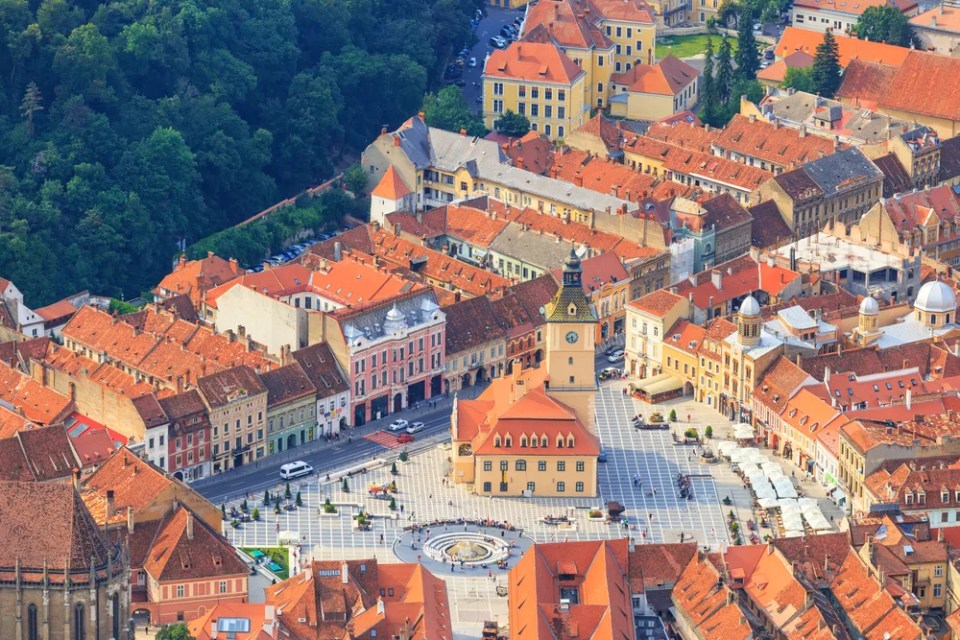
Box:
[461,372,473,388]
[354,404,366,427]
[132,609,151,627]
[173,471,183,481]
[476,368,486,384]
[683,381,694,396]
[393,393,403,413]
[287,433,298,450]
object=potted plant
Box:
[264,489,271,505]
[231,518,241,528]
[285,483,292,500]
[241,499,249,513]
[389,497,397,511]
[705,425,713,439]
[684,428,698,441]
[323,498,338,514]
[669,409,678,422]
[399,450,409,462]
[342,477,350,493]
[252,507,260,521]
[295,491,303,507]
[391,462,398,476]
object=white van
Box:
[280,461,314,480]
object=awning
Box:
[636,372,684,396]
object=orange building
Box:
[508,539,634,640]
[266,559,451,640]
[154,252,242,308]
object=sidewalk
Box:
[190,386,486,491]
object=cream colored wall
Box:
[589,47,615,108]
[602,18,656,71]
[483,75,585,140]
[361,135,422,208]
[472,454,598,496]
[626,91,675,121]
[215,285,306,356]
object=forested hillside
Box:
[0,0,480,304]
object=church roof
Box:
[372,166,412,200]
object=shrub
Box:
[264,489,271,505]
[295,491,302,507]
[399,450,409,462]
[342,478,350,493]
[231,519,240,528]
[323,502,338,514]
[389,497,397,510]
[285,483,292,500]
[729,510,736,520]
[252,508,260,521]
[669,409,678,422]
[730,522,740,533]
[391,462,398,475]
[241,499,248,512]
[705,425,713,439]
[588,509,604,518]
[650,412,664,423]
[684,428,698,439]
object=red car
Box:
[397,433,414,444]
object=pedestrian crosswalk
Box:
[364,430,405,449]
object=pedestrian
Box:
[501,530,505,537]
[401,504,405,513]
[380,533,384,544]
[451,565,454,573]
[488,569,493,579]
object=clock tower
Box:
[544,248,599,430]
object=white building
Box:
[791,0,918,35]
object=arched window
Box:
[515,460,526,471]
[557,437,564,448]
[27,604,38,640]
[494,436,501,447]
[530,436,538,448]
[112,593,121,640]
[74,603,85,640]
[568,357,574,365]
[520,436,528,448]
[541,436,548,447]
[568,436,575,448]
[505,436,512,447]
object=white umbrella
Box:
[734,426,755,440]
[773,477,798,499]
[758,497,781,510]
[754,484,777,500]
[717,441,737,457]
[761,461,785,478]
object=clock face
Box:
[565,330,579,344]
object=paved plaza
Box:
[221,378,846,638]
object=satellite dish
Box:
[539,306,545,315]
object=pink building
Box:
[325,291,446,426]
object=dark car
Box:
[500,26,515,39]
[764,48,774,60]
[598,450,608,463]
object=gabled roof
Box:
[873,153,912,198]
[259,363,316,408]
[749,200,793,249]
[835,59,900,109]
[290,342,349,398]
[197,365,266,408]
[371,165,412,200]
[756,50,814,84]
[715,114,839,170]
[524,0,614,50]
[82,447,180,525]
[774,26,911,67]
[673,255,800,309]
[484,42,585,85]
[878,51,960,129]
[611,55,698,96]
[628,289,685,317]
[671,554,753,640]
[793,0,916,17]
[0,362,73,425]
[443,295,508,355]
[154,252,241,306]
[144,506,248,583]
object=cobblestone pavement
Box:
[222,379,846,638]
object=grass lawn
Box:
[655,34,740,60]
[242,546,290,580]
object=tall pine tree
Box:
[715,38,734,104]
[700,38,718,125]
[735,17,760,81]
[812,29,842,98]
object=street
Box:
[459,5,527,113]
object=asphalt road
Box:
[459,6,527,113]
[194,339,625,506]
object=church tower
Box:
[737,294,762,348]
[369,166,414,226]
[544,248,599,430]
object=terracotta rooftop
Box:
[197,365,266,408]
[793,0,916,16]
[716,114,840,170]
[756,50,814,84]
[644,120,720,153]
[371,165,412,200]
[611,55,698,96]
[868,51,960,122]
[143,506,248,582]
[628,289,685,317]
[672,554,752,640]
[154,252,241,307]
[189,602,278,640]
[443,295,508,355]
[290,342,349,399]
[830,550,922,640]
[524,0,614,50]
[420,201,510,248]
[672,255,800,309]
[0,481,116,579]
[749,200,793,249]
[484,41,585,84]
[754,355,814,414]
[82,447,179,526]
[774,26,911,67]
[835,59,900,110]
[0,362,73,425]
[259,363,316,408]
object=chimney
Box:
[799,125,807,138]
[177,254,187,270]
[380,125,388,136]
[334,241,343,262]
[460,128,467,137]
[341,561,349,584]
[906,388,912,410]
[127,506,134,534]
[517,157,524,170]
[73,468,81,490]
[749,113,756,123]
[711,270,723,291]
[106,489,115,519]
[394,222,402,237]
[417,111,425,121]
[834,135,841,151]
[186,512,194,540]
[228,257,239,274]
[393,135,401,147]
[238,325,246,338]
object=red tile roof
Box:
[672,554,753,640]
[0,362,73,425]
[715,114,840,170]
[628,289,685,317]
[143,506,248,582]
[611,56,698,96]
[485,42,585,84]
[524,0,614,50]
[793,0,916,17]
[371,165,412,200]
[154,252,241,307]
[673,255,799,309]
[775,27,911,67]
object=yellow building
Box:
[608,55,699,121]
[523,0,657,109]
[484,41,588,140]
[450,250,601,497]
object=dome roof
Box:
[739,295,760,317]
[914,281,957,314]
[859,295,879,316]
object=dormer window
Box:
[520,436,528,448]
[531,436,538,448]
[567,436,575,448]
[906,493,914,505]
[541,436,548,447]
[557,437,564,448]
[943,491,950,503]
[918,492,926,505]
[495,436,502,447]
[505,436,512,447]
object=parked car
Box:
[397,433,415,444]
[459,47,470,57]
[468,57,477,67]
[752,23,762,33]
[599,367,622,381]
[607,350,626,363]
[406,421,426,434]
[763,48,774,60]
[280,461,313,480]
[387,419,410,432]
[604,346,621,356]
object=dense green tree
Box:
[715,38,734,103]
[700,38,719,127]
[422,86,487,136]
[781,66,817,93]
[735,17,760,81]
[156,624,194,640]
[853,6,916,47]
[344,163,368,196]
[493,109,531,137]
[813,30,843,98]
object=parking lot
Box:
[457,6,527,113]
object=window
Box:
[220,580,228,593]
[494,82,504,95]
[936,565,944,577]
[483,482,492,492]
[558,126,564,138]
[558,90,566,101]
[576,461,585,472]
[518,102,526,115]
[527,481,536,492]
[935,584,943,598]
[531,87,539,99]
[576,482,584,492]
[518,85,526,97]
[500,460,508,471]
[500,482,508,492]
[558,461,566,471]
[557,481,566,492]
[28,604,38,640]
[484,461,492,471]
[74,604,85,640]
[177,585,185,598]
[545,105,552,118]
[538,461,547,471]
[545,88,552,100]
[516,460,527,471]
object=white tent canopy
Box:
[758,497,781,510]
[772,477,798,499]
